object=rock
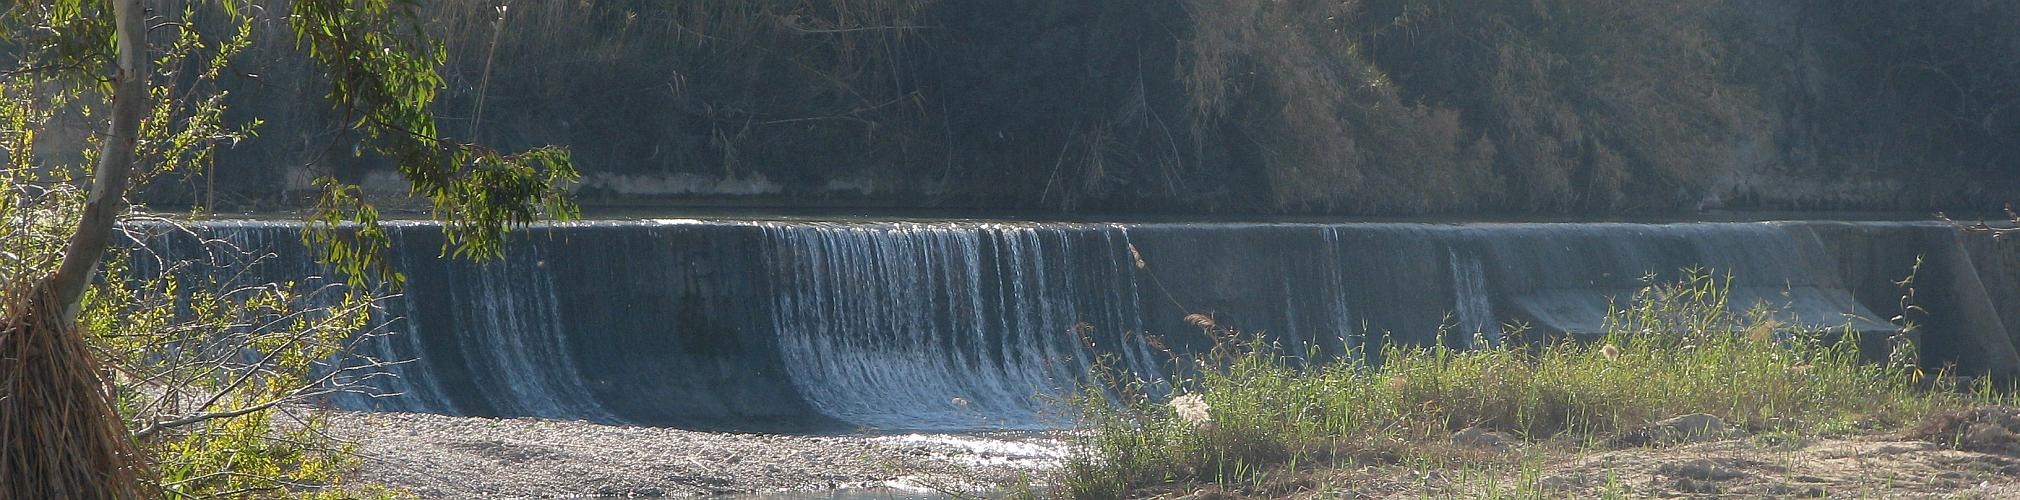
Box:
[1671,477,1723,494]
[1174,488,1232,500]
[1968,422,2020,451]
[1537,473,1587,491]
[1451,426,1516,450]
[1655,413,1729,441]
[1740,482,1820,497]
[1917,406,2020,454]
[1657,458,1747,481]
[1606,413,1746,448]
[323,409,1063,498]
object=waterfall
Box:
[1450,248,1498,348]
[120,219,2011,432]
[764,222,1107,430]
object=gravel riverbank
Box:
[325,411,1066,498]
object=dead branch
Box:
[1937,203,2020,240]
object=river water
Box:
[126,217,2020,433]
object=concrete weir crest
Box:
[125,219,2020,432]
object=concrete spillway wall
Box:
[126,220,2020,432]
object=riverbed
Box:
[326,411,1066,497]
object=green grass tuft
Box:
[1059,271,1976,499]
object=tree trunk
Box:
[0,1,155,497]
[48,0,149,321]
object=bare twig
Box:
[1936,203,2020,240]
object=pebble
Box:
[322,411,1064,498]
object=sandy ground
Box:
[325,411,1065,498]
[1530,436,2020,498]
[330,409,2020,498]
[1170,434,2020,499]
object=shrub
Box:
[3,64,401,498]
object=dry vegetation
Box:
[2,10,407,493]
[1180,0,1500,212]
[122,0,2017,214]
[1,177,399,498]
[1050,272,2010,498]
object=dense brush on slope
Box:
[93,0,2020,214]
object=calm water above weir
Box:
[126,218,2020,433]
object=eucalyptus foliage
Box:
[4,0,579,289]
[3,0,577,495]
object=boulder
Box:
[1451,426,1517,450]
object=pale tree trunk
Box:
[48,0,149,320]
[0,0,154,496]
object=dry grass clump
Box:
[1915,406,2020,454]
[0,286,152,499]
[0,120,151,496]
[1060,272,1967,499]
[0,227,395,499]
[3,87,389,497]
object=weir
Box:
[127,219,2020,433]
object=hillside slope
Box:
[121,1,2020,215]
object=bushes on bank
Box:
[1063,272,1969,498]
[124,1,2020,214]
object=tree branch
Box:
[1937,204,2020,240]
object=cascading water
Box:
[416,241,615,422]
[123,219,2020,432]
[761,222,1144,430]
[1450,248,1498,348]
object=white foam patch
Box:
[872,433,1073,469]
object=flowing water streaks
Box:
[762,222,1124,430]
[119,219,1969,432]
[1450,248,1498,348]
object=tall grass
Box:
[1062,272,1967,498]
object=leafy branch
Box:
[287,0,579,286]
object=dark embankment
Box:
[83,1,2016,215]
[126,220,2020,433]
